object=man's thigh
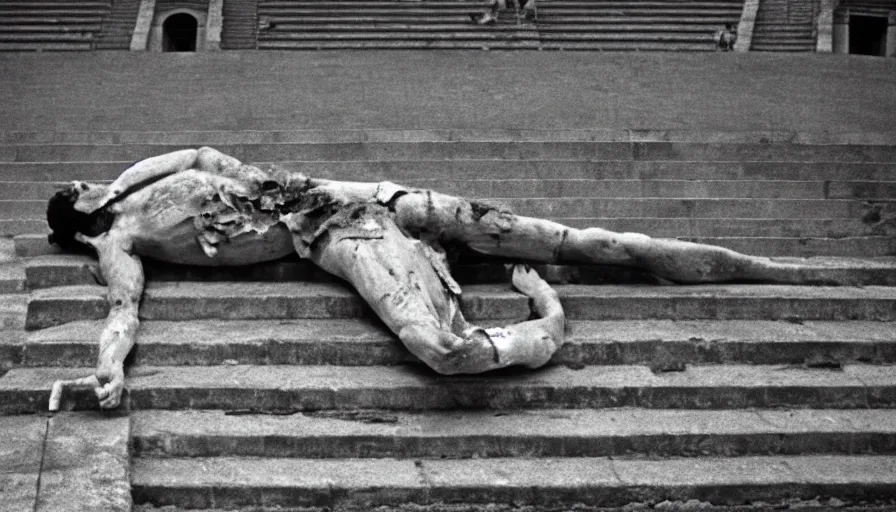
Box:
[311,231,445,335]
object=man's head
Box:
[46,183,115,253]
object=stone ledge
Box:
[5,129,896,145]
[130,455,896,509]
[24,282,896,329]
[130,408,896,458]
[2,363,894,413]
[15,318,896,367]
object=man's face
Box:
[71,181,110,214]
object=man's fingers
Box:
[48,375,101,412]
[95,386,109,400]
[98,381,123,409]
[99,395,119,409]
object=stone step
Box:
[4,363,896,413]
[14,318,896,368]
[262,0,743,6]
[261,0,744,5]
[0,293,26,331]
[24,282,896,329]
[131,408,896,459]
[265,23,724,32]
[25,254,896,289]
[0,260,25,294]
[2,197,883,220]
[262,15,745,24]
[0,24,102,32]
[130,455,896,510]
[2,160,894,182]
[0,11,106,18]
[681,236,896,257]
[0,33,94,42]
[4,129,892,145]
[0,42,92,51]
[0,220,44,237]
[8,178,881,200]
[0,16,104,24]
[751,48,817,53]
[260,8,742,16]
[14,231,894,258]
[261,32,713,42]
[0,1,111,6]
[5,141,895,162]
[23,255,671,289]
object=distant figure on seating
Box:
[258,16,276,32]
[715,23,737,51]
[469,0,536,25]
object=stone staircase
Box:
[257,0,745,50]
[2,131,896,509]
[839,0,896,16]
[222,0,260,49]
[0,0,112,52]
[94,0,141,50]
[750,0,819,52]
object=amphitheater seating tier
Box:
[750,0,819,52]
[222,0,260,49]
[94,0,141,50]
[257,0,745,50]
[0,0,112,51]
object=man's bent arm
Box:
[75,146,259,214]
[74,149,201,213]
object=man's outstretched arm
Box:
[49,231,143,410]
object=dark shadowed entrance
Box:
[162,13,198,52]
[849,15,888,56]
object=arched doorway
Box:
[162,13,198,52]
[849,15,888,56]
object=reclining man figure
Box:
[47,147,819,410]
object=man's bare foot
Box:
[511,264,548,297]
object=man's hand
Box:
[48,363,125,412]
[95,362,126,409]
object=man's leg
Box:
[390,189,817,284]
[305,217,563,374]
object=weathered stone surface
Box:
[0,294,26,331]
[1,363,891,413]
[130,408,896,459]
[133,457,423,509]
[17,318,896,368]
[5,160,896,186]
[8,140,896,164]
[683,236,896,258]
[130,455,896,508]
[6,128,896,146]
[0,415,45,512]
[25,282,896,329]
[24,254,896,289]
[36,411,131,512]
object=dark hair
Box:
[46,186,115,253]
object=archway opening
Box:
[849,15,887,56]
[162,13,198,52]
